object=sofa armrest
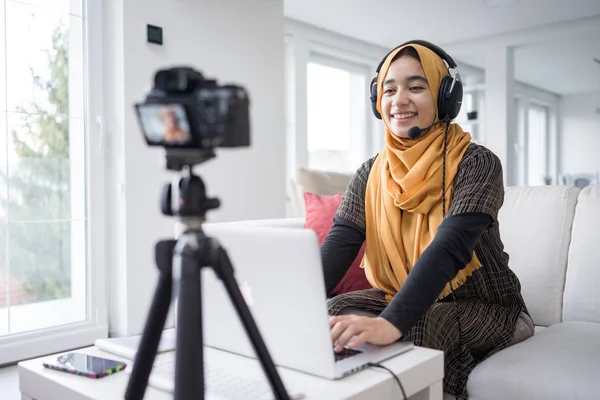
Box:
[176,218,306,237]
[221,217,306,229]
[197,217,305,231]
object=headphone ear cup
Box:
[450,80,463,120]
[369,77,382,120]
[437,76,463,121]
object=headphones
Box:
[369,39,463,122]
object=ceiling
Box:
[284,0,600,95]
[459,38,600,95]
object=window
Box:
[284,23,385,191]
[455,88,485,143]
[0,0,106,364]
[527,104,549,185]
[514,97,553,186]
[515,97,527,186]
[306,55,373,173]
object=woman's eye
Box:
[410,86,424,91]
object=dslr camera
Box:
[134,67,251,170]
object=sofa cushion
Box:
[563,185,600,323]
[288,168,353,217]
[498,186,580,326]
[303,192,371,296]
[467,321,600,400]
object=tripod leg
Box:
[210,238,291,400]
[125,239,176,400]
[174,238,204,400]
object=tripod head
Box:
[161,170,221,223]
[160,151,221,222]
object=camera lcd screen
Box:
[137,103,193,146]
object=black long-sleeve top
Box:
[321,212,492,335]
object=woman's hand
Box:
[329,315,402,352]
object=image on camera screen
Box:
[138,103,192,145]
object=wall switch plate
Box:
[147,24,163,45]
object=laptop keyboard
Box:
[334,347,363,362]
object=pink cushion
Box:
[303,192,371,296]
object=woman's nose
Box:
[392,90,410,107]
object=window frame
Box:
[305,51,373,173]
[525,102,550,185]
[0,0,107,365]
[284,21,386,214]
[514,84,560,186]
[455,85,486,144]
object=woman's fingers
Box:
[347,331,370,349]
[330,319,346,344]
[330,315,403,351]
[330,317,354,346]
[329,315,350,328]
[330,316,373,352]
[334,322,359,352]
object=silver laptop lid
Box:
[196,224,338,379]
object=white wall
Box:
[559,91,600,177]
[103,0,285,336]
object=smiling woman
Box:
[321,40,534,399]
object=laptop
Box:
[196,224,414,380]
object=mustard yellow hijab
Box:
[362,44,482,302]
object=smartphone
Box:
[42,352,127,379]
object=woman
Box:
[321,41,534,399]
[159,106,190,144]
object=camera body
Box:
[134,67,251,169]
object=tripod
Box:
[124,167,291,400]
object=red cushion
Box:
[303,192,372,296]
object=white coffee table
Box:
[19,344,444,400]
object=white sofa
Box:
[214,168,600,400]
[466,184,600,400]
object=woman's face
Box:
[160,108,179,129]
[380,56,436,139]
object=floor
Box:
[0,365,20,400]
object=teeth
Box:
[393,113,416,119]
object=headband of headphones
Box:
[375,39,458,73]
[370,39,463,122]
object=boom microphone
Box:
[407,119,447,140]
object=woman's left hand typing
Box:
[329,315,402,352]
